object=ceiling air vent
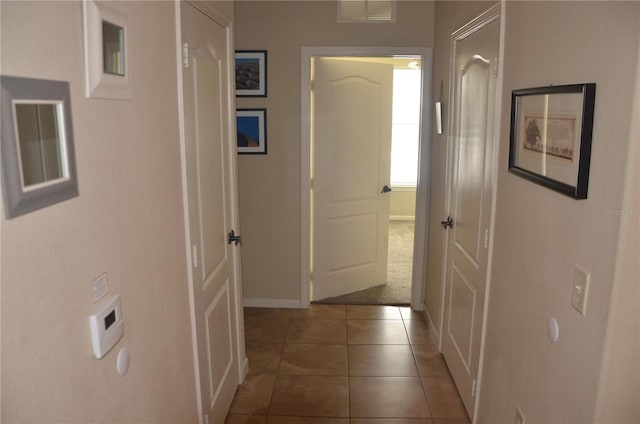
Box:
[338,0,395,23]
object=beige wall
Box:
[1,1,197,422]
[478,2,639,423]
[390,189,416,220]
[594,25,640,423]
[235,1,435,302]
[423,0,495,342]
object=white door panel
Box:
[180,3,240,423]
[327,213,378,273]
[312,58,393,300]
[204,281,233,407]
[442,8,500,418]
[448,261,477,372]
[453,55,491,266]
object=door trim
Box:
[300,46,433,309]
[440,4,504,422]
[174,2,246,423]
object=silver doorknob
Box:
[228,230,242,246]
[441,217,453,229]
[381,185,392,194]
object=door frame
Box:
[174,2,247,422]
[300,46,433,310]
[439,4,504,422]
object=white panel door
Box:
[441,9,500,417]
[181,3,241,423]
[312,58,393,301]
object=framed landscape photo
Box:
[235,50,267,97]
[508,83,596,199]
[237,109,267,154]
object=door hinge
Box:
[183,43,189,69]
[471,378,477,397]
[484,229,489,249]
[191,244,199,268]
[492,57,498,79]
[310,80,315,91]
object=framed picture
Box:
[1,76,79,218]
[235,50,267,97]
[83,0,131,100]
[509,83,596,199]
[237,109,267,154]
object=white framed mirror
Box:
[102,20,125,76]
[1,76,79,218]
[83,0,131,100]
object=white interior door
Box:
[441,9,500,417]
[180,3,241,423]
[312,57,393,301]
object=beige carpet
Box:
[314,220,415,305]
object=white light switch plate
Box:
[571,264,590,316]
[92,272,109,303]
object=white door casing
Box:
[177,2,244,423]
[311,57,394,301]
[441,5,501,419]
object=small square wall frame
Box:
[83,0,131,100]
[0,76,79,219]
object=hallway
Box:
[225,305,469,423]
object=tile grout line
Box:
[265,309,293,419]
[405,308,437,422]
[345,308,351,419]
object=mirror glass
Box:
[102,20,125,76]
[14,103,66,188]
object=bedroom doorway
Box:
[300,47,433,309]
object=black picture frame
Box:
[236,108,267,155]
[508,83,596,199]
[235,50,267,97]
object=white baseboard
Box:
[243,297,302,309]
[390,215,416,221]
[423,302,441,349]
[241,357,249,381]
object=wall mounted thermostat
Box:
[89,295,124,359]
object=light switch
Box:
[92,272,109,303]
[571,265,590,316]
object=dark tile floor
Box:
[225,305,470,424]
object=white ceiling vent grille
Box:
[338,0,395,23]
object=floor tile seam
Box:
[413,340,436,419]
[345,311,351,419]
[347,318,405,321]
[265,413,351,419]
[283,342,348,347]
[347,343,414,348]
[410,344,438,378]
[289,317,347,321]
[409,343,424,378]
[266,316,293,417]
[419,369,435,417]
[348,373,420,377]
[277,372,350,377]
[421,375,472,421]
